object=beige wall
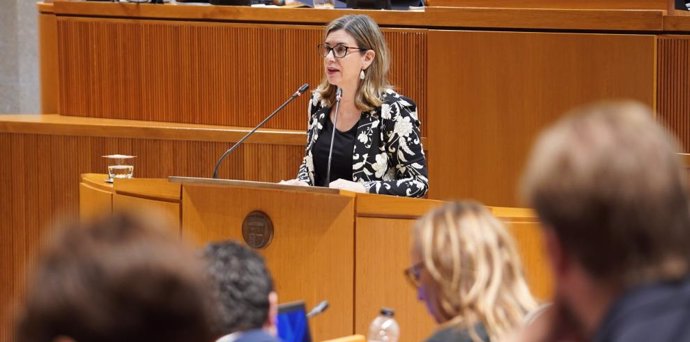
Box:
[0,0,39,114]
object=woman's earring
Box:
[360,69,365,80]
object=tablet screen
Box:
[277,301,312,342]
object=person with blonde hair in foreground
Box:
[408,201,538,342]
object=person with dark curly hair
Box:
[203,240,280,342]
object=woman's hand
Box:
[279,179,309,187]
[329,179,366,193]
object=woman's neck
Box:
[336,84,360,118]
[338,98,359,117]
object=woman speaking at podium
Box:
[283,14,428,198]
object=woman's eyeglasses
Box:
[403,261,424,288]
[318,44,367,58]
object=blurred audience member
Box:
[519,101,690,342]
[15,211,216,342]
[204,240,279,342]
[410,201,538,342]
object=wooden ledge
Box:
[48,1,664,31]
[170,176,340,194]
[664,14,690,31]
[356,193,443,219]
[424,6,664,31]
[37,2,54,14]
[427,0,668,10]
[0,114,306,145]
[115,177,182,202]
[51,1,422,27]
[489,206,537,220]
[81,173,115,192]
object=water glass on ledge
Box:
[103,154,136,183]
[313,0,335,8]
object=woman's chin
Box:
[327,78,340,87]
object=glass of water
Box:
[103,154,136,183]
[313,0,335,8]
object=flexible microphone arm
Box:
[212,83,310,179]
[325,88,342,186]
[306,300,329,318]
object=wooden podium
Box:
[79,173,550,342]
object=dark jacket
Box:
[426,323,490,342]
[296,89,429,198]
[593,276,690,342]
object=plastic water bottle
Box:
[367,307,400,342]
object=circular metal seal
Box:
[242,210,274,249]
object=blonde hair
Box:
[413,201,538,342]
[316,15,391,111]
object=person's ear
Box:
[362,50,375,70]
[265,291,279,336]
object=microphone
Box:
[306,300,329,318]
[324,88,342,186]
[212,83,310,179]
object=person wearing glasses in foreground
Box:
[407,201,538,342]
[281,15,428,197]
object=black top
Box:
[297,90,428,197]
[313,113,358,187]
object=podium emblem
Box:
[242,210,274,249]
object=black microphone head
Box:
[297,83,310,95]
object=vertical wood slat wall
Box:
[657,36,690,153]
[0,132,304,341]
[56,18,428,136]
[427,30,657,206]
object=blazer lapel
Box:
[352,110,379,182]
[308,108,329,150]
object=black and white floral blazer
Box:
[296,89,429,198]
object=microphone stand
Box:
[325,88,342,187]
[212,83,309,179]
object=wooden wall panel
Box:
[428,31,656,207]
[56,18,428,135]
[491,207,552,300]
[657,36,690,153]
[113,194,181,234]
[387,29,427,136]
[0,134,14,342]
[79,182,113,219]
[39,11,59,114]
[181,185,355,341]
[0,131,303,339]
[355,217,436,342]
